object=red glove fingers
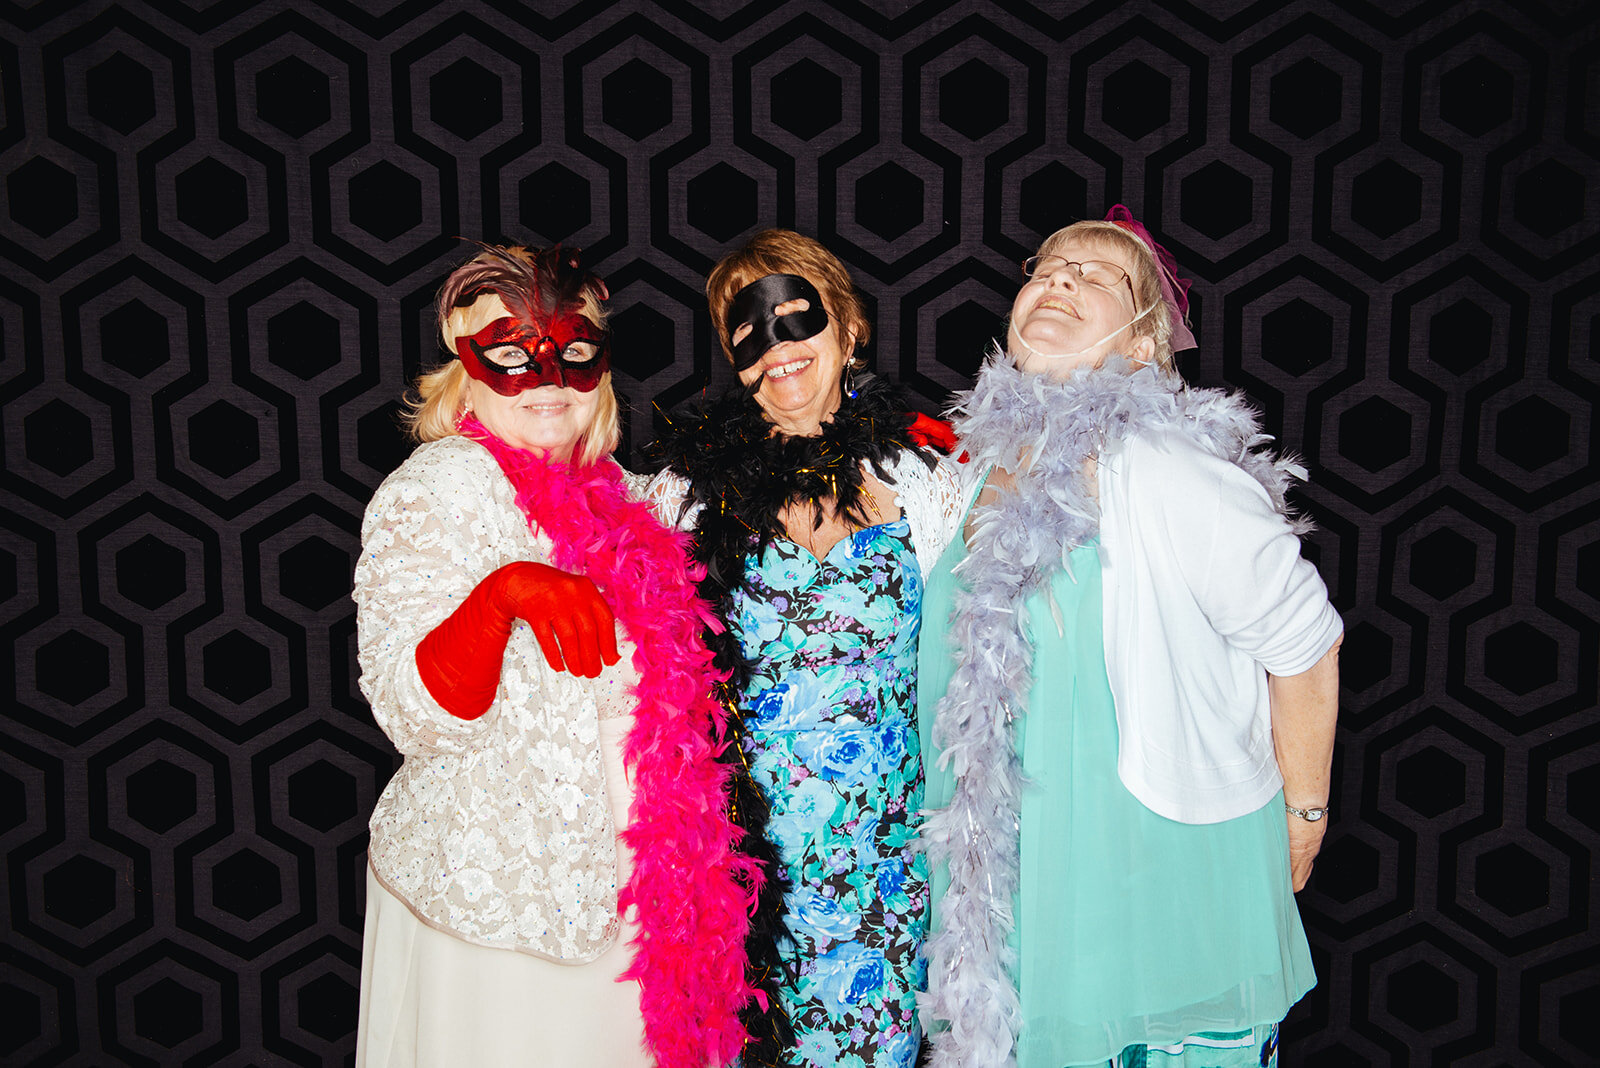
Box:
[907,412,958,455]
[492,560,619,678]
[415,562,619,720]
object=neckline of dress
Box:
[767,515,911,567]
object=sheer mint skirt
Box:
[920,537,1315,1068]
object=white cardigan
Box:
[1097,428,1343,824]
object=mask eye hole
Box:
[730,298,813,350]
[477,344,528,368]
[562,340,599,363]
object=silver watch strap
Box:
[1285,803,1330,821]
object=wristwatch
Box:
[1285,803,1330,821]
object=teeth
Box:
[767,359,812,379]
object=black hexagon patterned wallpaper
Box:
[3,0,1596,1064]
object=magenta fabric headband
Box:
[1104,204,1198,352]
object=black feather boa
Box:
[650,375,928,1065]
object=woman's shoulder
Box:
[884,444,964,485]
[1122,424,1226,471]
[889,447,974,517]
[884,448,972,567]
[1113,381,1269,476]
[642,467,696,530]
[643,465,690,497]
[368,435,501,508]
[390,433,491,474]
[1112,430,1253,522]
[614,459,650,500]
[1114,416,1307,538]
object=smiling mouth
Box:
[766,358,813,379]
[1038,296,1080,318]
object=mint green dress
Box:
[918,487,1316,1067]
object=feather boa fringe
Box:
[919,356,1309,1068]
[652,375,928,608]
[464,416,759,1068]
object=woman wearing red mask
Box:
[353,245,755,1068]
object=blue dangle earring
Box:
[844,364,858,400]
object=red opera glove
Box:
[907,412,968,463]
[415,561,620,719]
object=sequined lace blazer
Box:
[354,434,642,962]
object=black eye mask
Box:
[727,273,830,371]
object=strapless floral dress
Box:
[730,517,928,1068]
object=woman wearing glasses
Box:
[917,207,1343,1068]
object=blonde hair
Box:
[403,245,620,465]
[1034,219,1178,374]
[706,229,871,370]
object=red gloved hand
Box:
[415,561,620,720]
[907,412,967,462]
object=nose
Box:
[1046,266,1079,291]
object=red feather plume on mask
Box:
[435,243,610,350]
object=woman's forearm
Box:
[1268,634,1341,890]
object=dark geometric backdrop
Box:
[3,0,1596,1064]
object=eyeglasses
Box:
[1022,255,1131,290]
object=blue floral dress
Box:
[731,517,928,1068]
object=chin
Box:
[758,375,825,407]
[509,429,581,457]
[760,381,819,405]
[1016,324,1083,351]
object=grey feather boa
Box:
[918,354,1310,1067]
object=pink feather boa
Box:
[462,417,759,1068]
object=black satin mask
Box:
[727,273,830,371]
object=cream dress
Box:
[352,436,653,1067]
[355,706,648,1067]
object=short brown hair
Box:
[706,229,871,369]
[1036,220,1178,373]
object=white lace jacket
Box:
[354,434,641,962]
[645,448,972,579]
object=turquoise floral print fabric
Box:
[732,518,929,1068]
